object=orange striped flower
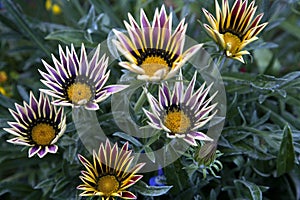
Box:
[202,0,268,63]
[77,140,145,199]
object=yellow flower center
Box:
[141,56,170,76]
[67,82,92,104]
[164,110,191,134]
[31,123,56,146]
[97,175,120,196]
[223,32,242,55]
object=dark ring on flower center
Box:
[162,104,196,133]
[62,75,95,103]
[132,48,179,68]
[27,118,59,144]
[220,29,243,40]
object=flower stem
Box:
[134,89,147,113]
[217,53,227,71]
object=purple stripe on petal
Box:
[184,73,197,103]
[42,60,61,83]
[37,147,47,158]
[183,135,197,146]
[147,93,161,114]
[143,109,161,127]
[152,28,160,49]
[140,9,151,28]
[159,5,167,28]
[110,143,118,169]
[85,102,99,110]
[67,53,77,77]
[29,146,41,157]
[9,122,27,133]
[10,109,23,124]
[27,105,36,122]
[175,79,183,103]
[102,84,128,94]
[162,20,171,49]
[43,81,64,94]
[162,84,171,102]
[159,86,168,108]
[29,92,39,112]
[47,145,58,153]
[127,26,143,51]
[79,44,89,76]
[188,131,213,141]
[171,91,178,105]
[43,96,52,118]
[53,57,68,81]
[15,104,29,125]
[89,45,101,75]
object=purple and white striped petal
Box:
[47,145,58,154]
[85,102,99,111]
[29,146,41,157]
[188,131,213,141]
[37,147,48,158]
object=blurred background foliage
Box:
[0,0,300,199]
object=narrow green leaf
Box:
[45,30,93,46]
[113,132,142,147]
[234,179,262,200]
[3,0,50,55]
[134,180,172,196]
[276,125,295,176]
[144,145,155,163]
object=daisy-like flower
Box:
[143,71,218,146]
[113,5,202,81]
[4,92,66,158]
[39,44,128,110]
[77,140,145,199]
[202,0,268,63]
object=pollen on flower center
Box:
[141,56,170,76]
[164,109,191,134]
[67,82,92,104]
[97,175,120,195]
[31,123,56,145]
[223,32,242,55]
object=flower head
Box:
[143,71,218,146]
[39,44,128,110]
[202,0,268,63]
[4,92,66,158]
[77,140,145,199]
[113,5,202,81]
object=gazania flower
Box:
[77,140,145,199]
[39,44,128,110]
[113,5,202,81]
[4,92,66,158]
[143,71,217,146]
[202,0,268,63]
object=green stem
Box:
[217,53,227,72]
[134,89,147,113]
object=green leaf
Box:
[45,29,93,46]
[234,179,262,200]
[113,132,142,147]
[144,145,155,163]
[134,180,172,196]
[276,125,296,176]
